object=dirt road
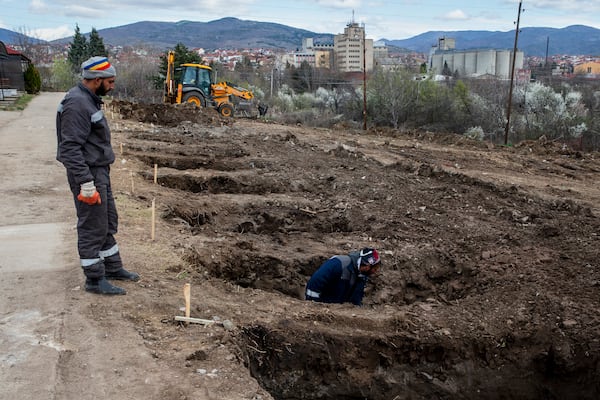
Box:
[0,92,74,399]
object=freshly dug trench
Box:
[238,322,600,400]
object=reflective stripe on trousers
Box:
[99,244,119,258]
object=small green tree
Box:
[416,79,454,127]
[24,63,42,94]
[50,57,78,91]
[450,79,472,131]
[367,68,416,128]
[68,24,88,74]
[87,27,107,58]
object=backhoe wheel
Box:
[182,92,205,107]
[218,103,234,118]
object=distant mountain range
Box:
[385,25,600,57]
[2,18,600,56]
[0,28,44,46]
[70,18,335,51]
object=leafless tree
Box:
[13,27,51,66]
[111,50,161,102]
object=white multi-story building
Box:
[334,22,374,73]
[282,19,383,73]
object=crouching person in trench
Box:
[305,247,381,306]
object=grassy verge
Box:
[0,93,35,111]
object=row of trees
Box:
[40,25,111,92]
[67,25,108,73]
[269,67,598,148]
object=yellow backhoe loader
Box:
[163,51,267,118]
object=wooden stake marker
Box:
[154,164,158,184]
[151,198,156,240]
[130,171,135,193]
[183,283,191,319]
[175,283,222,326]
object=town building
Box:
[574,61,600,77]
[279,17,397,74]
[374,41,415,71]
[280,37,334,70]
[334,22,374,73]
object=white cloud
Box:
[63,5,102,19]
[315,0,362,9]
[443,9,470,21]
[42,0,260,23]
[29,0,50,14]
[89,0,255,13]
[29,25,72,41]
[514,0,600,12]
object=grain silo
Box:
[496,50,511,78]
[464,51,477,76]
[476,50,497,76]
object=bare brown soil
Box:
[106,100,600,400]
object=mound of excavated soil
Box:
[110,99,232,127]
[108,101,600,400]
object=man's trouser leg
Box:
[68,169,126,295]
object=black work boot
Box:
[105,268,140,282]
[85,277,126,295]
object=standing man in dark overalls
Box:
[56,56,139,295]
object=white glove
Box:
[77,181,101,205]
[80,181,97,197]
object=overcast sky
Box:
[1,0,599,42]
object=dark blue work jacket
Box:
[305,253,367,305]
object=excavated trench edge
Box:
[236,323,600,400]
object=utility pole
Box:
[504,0,523,145]
[363,26,367,131]
[545,36,550,67]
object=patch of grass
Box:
[113,192,189,275]
[176,271,189,280]
[0,93,35,111]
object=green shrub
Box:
[24,64,42,94]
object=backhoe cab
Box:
[163,51,267,118]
